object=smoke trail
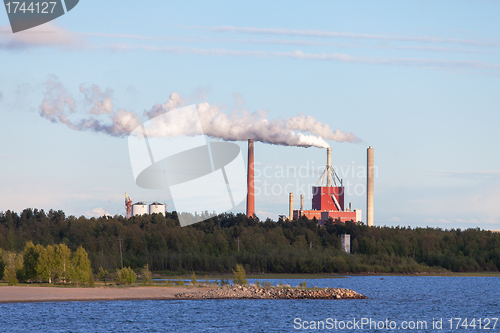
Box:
[196,102,333,148]
[286,114,360,143]
[80,84,114,115]
[40,78,142,136]
[39,79,361,147]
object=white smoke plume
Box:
[286,114,360,143]
[39,79,360,147]
[143,92,183,119]
[39,77,141,135]
[39,79,77,129]
[80,84,114,114]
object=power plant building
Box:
[291,148,362,224]
[243,141,372,226]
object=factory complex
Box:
[246,140,374,226]
[127,140,374,227]
[125,194,167,218]
[288,147,362,224]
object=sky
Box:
[0,0,499,230]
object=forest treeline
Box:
[1,208,499,275]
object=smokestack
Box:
[326,147,332,187]
[300,194,304,211]
[246,139,255,217]
[289,192,294,220]
[367,146,374,226]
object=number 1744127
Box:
[5,2,57,14]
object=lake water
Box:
[1,276,498,332]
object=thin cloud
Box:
[0,23,84,50]
[194,26,500,47]
[100,44,500,73]
[85,32,495,54]
[81,32,156,40]
[2,25,499,74]
[87,207,110,217]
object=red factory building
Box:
[290,148,361,224]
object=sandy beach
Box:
[0,286,213,303]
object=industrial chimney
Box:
[367,146,374,226]
[289,192,294,220]
[326,147,332,187]
[246,139,255,217]
[300,194,304,211]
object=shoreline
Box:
[0,286,212,304]
[0,285,367,303]
[157,272,500,280]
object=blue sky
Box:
[1,0,499,229]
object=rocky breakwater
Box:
[175,285,367,300]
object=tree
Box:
[5,266,18,286]
[98,267,109,285]
[0,257,5,281]
[232,264,247,286]
[88,270,95,287]
[125,267,136,284]
[3,250,22,285]
[37,245,55,283]
[23,242,40,282]
[15,253,25,282]
[190,271,197,286]
[72,246,91,286]
[114,268,124,285]
[142,264,152,285]
[54,244,72,283]
[115,267,136,285]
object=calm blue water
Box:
[1,276,498,332]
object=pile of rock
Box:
[174,285,367,300]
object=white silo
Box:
[132,202,148,216]
[149,202,166,215]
